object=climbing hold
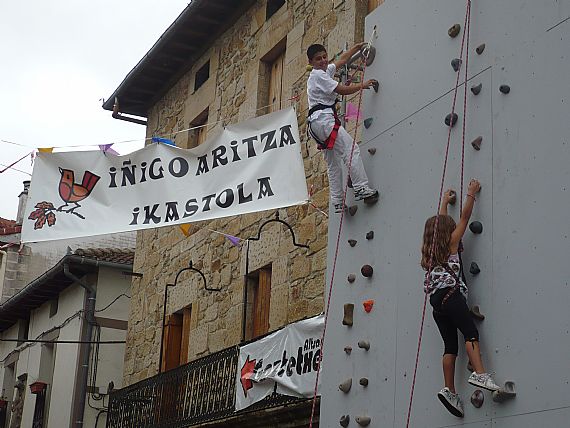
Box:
[361,264,373,278]
[339,378,352,393]
[306,65,313,72]
[356,416,371,427]
[367,147,376,155]
[363,191,379,205]
[492,381,517,403]
[340,415,350,427]
[364,118,373,129]
[348,239,357,247]
[363,299,374,313]
[358,340,370,351]
[469,262,481,275]
[470,305,485,321]
[347,176,353,189]
[448,190,457,205]
[444,113,459,127]
[349,205,358,216]
[476,43,486,55]
[469,221,483,234]
[448,24,461,38]
[343,304,354,326]
[471,83,483,95]
[347,273,356,283]
[499,84,511,94]
[471,136,483,151]
[359,378,369,387]
[471,389,484,408]
[371,80,380,93]
[344,346,352,354]
[362,45,376,66]
[451,58,462,72]
[366,230,374,240]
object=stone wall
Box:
[124,0,369,386]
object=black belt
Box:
[308,102,337,118]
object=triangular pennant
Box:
[345,102,362,122]
[151,137,176,146]
[99,144,119,156]
[38,147,54,153]
[225,234,241,247]
[179,223,192,236]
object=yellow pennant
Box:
[179,223,192,236]
[38,147,54,153]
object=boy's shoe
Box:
[334,203,347,213]
[354,186,379,201]
[468,372,500,392]
[437,387,464,418]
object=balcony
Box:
[106,345,318,428]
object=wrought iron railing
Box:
[106,345,306,428]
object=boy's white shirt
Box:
[307,63,338,121]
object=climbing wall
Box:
[320,0,570,426]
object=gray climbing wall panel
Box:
[320,1,570,427]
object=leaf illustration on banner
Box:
[28,201,57,230]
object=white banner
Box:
[22,108,308,242]
[235,314,324,411]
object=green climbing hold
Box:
[364,118,373,129]
[445,113,459,127]
[476,43,486,55]
[471,83,483,95]
[469,221,483,234]
[499,84,511,94]
[451,58,462,72]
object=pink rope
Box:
[308,51,372,428]
[405,2,471,427]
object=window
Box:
[161,305,192,372]
[194,60,210,91]
[49,298,58,318]
[17,318,29,346]
[258,40,286,115]
[187,108,209,149]
[368,0,383,13]
[266,0,285,21]
[245,265,272,340]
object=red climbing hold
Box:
[363,299,374,313]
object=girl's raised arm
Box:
[450,179,481,248]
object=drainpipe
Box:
[64,263,96,428]
[111,97,148,126]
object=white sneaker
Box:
[354,186,379,201]
[437,387,464,418]
[468,372,500,392]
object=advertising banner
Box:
[235,314,324,411]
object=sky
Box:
[0,1,190,220]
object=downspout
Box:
[111,97,148,126]
[64,263,96,428]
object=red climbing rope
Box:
[308,42,374,428]
[405,2,471,427]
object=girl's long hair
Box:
[421,215,456,270]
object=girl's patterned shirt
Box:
[424,253,468,298]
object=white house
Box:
[0,247,134,428]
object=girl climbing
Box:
[421,179,500,418]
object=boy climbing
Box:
[421,179,500,418]
[306,42,379,213]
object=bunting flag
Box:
[179,223,192,236]
[224,234,241,246]
[98,144,119,156]
[151,137,176,146]
[38,147,54,153]
[345,102,362,122]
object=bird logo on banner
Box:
[28,167,101,229]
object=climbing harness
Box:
[307,102,340,150]
[308,30,377,427]
[406,1,472,427]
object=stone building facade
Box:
[119,0,382,386]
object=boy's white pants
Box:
[309,113,370,204]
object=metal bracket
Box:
[248,211,309,249]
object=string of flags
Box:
[0,94,302,155]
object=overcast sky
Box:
[0,1,190,220]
